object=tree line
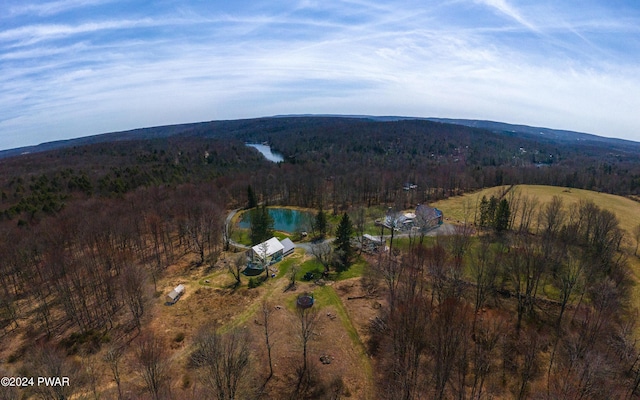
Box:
[368,196,639,399]
[4,118,640,227]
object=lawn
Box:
[281,254,368,282]
[231,228,291,247]
[432,184,640,237]
[312,285,374,391]
[313,286,360,342]
[230,228,249,246]
[275,249,307,278]
[295,258,326,281]
[334,257,368,280]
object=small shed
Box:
[280,238,295,256]
[167,284,185,304]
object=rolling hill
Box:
[3,115,640,159]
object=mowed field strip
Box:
[432,184,640,238]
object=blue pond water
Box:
[239,208,314,233]
[246,143,284,163]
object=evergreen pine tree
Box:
[494,198,510,233]
[334,212,354,270]
[247,185,257,209]
[261,205,274,240]
[478,196,489,228]
[487,196,498,226]
[250,205,274,245]
[249,208,263,245]
[314,207,327,238]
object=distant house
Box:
[399,212,417,229]
[167,284,185,304]
[280,238,295,256]
[362,234,385,252]
[383,211,417,231]
[251,237,285,264]
[415,204,443,230]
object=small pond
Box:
[246,143,284,163]
[238,208,314,233]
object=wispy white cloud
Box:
[0,18,177,46]
[6,0,114,17]
[2,0,640,150]
[474,0,539,32]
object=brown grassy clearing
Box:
[145,250,377,399]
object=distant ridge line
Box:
[1,115,637,160]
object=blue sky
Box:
[2,0,640,150]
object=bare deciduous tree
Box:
[538,195,565,238]
[471,313,505,400]
[259,241,270,280]
[295,305,320,393]
[384,207,403,255]
[121,263,149,331]
[426,243,451,306]
[352,207,367,255]
[310,242,333,275]
[384,248,430,400]
[431,299,471,400]
[516,329,543,400]
[228,254,246,288]
[518,195,538,233]
[287,265,299,291]
[25,344,81,400]
[470,238,497,318]
[261,301,275,382]
[190,326,251,400]
[104,344,125,400]
[633,224,640,256]
[135,332,170,400]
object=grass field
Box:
[432,184,640,238]
[433,184,640,334]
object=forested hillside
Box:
[2,117,640,225]
[2,117,640,399]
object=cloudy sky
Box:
[1,0,640,150]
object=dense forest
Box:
[1,116,640,399]
[3,117,640,225]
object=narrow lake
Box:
[246,143,284,163]
[239,208,314,233]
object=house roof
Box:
[416,204,443,220]
[363,234,384,244]
[252,237,285,259]
[167,284,185,301]
[280,238,295,254]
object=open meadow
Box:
[433,184,640,334]
[433,184,640,239]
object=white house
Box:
[280,238,295,257]
[251,237,285,264]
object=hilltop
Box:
[3,115,640,159]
